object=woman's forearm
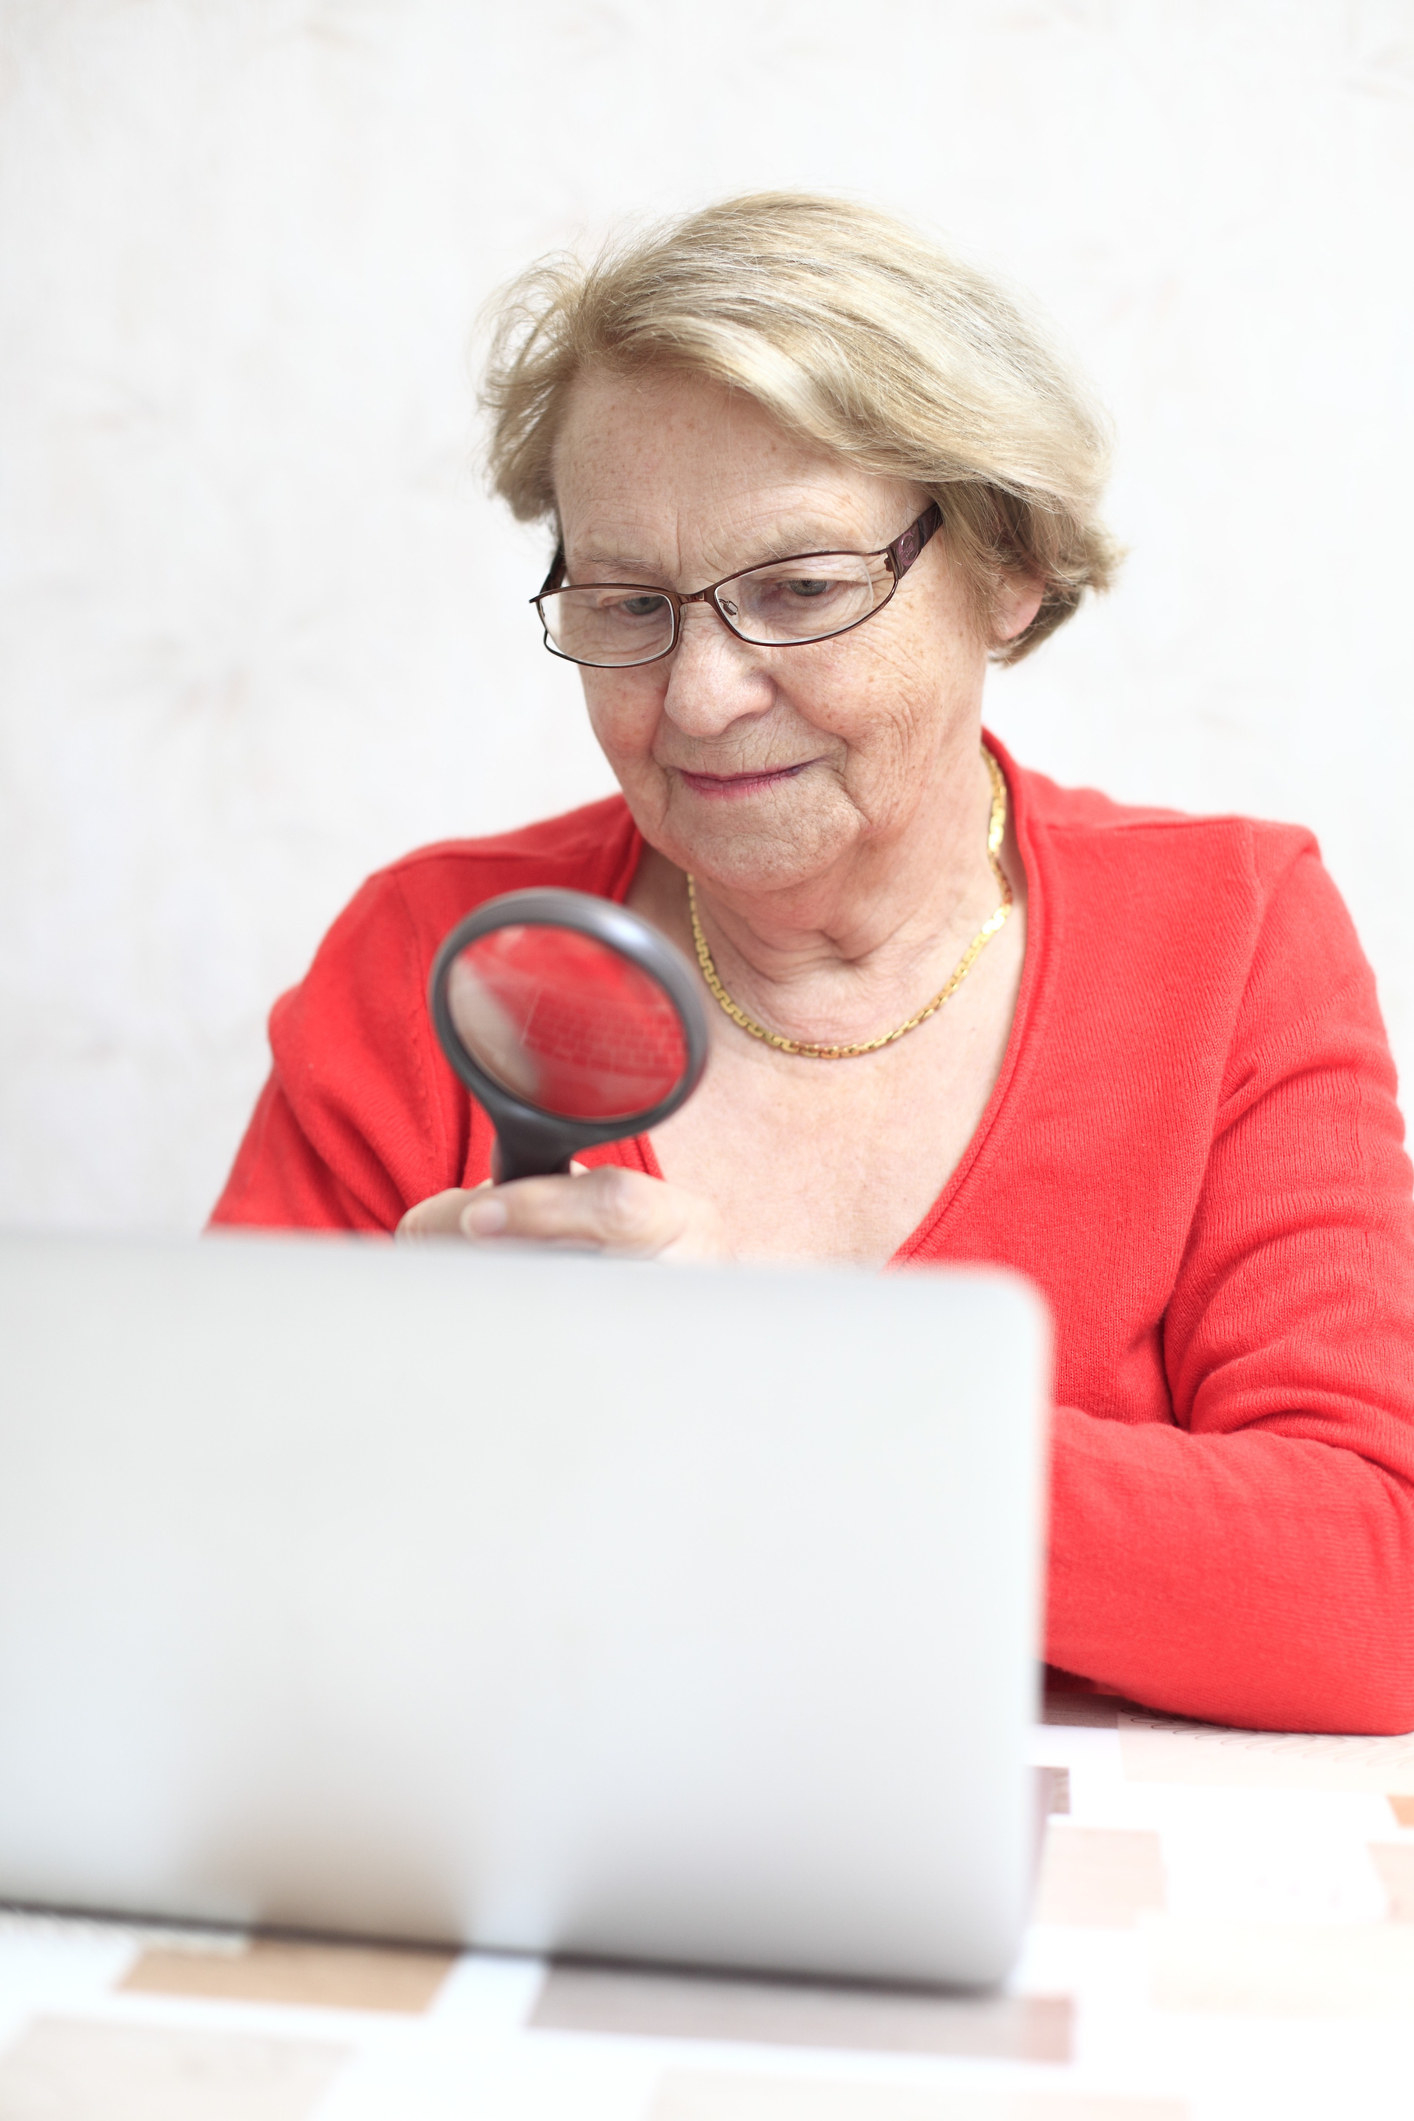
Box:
[1046,1405,1414,1733]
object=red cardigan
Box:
[212,738,1414,1734]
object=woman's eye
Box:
[609,594,667,620]
[748,575,838,608]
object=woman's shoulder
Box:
[1013,755,1322,861]
[1002,746,1376,1044]
[1005,748,1320,897]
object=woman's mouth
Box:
[677,761,813,799]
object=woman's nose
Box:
[660,601,774,737]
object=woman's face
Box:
[550,368,1032,893]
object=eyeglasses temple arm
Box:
[886,501,944,580]
[534,544,567,600]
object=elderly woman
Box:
[213,194,1414,1737]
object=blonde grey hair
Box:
[481,193,1120,663]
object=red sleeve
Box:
[210,867,473,1232]
[1046,842,1414,1732]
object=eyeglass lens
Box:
[540,551,892,668]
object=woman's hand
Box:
[395,1165,731,1262]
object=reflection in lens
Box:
[446,923,689,1121]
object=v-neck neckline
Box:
[609,731,1049,1267]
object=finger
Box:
[396,1184,489,1239]
[460,1165,686,1256]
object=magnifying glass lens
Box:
[446,924,690,1122]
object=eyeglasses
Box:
[531,502,943,670]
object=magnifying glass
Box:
[428,889,710,1183]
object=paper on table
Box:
[1032,1827,1166,1927]
[120,1935,455,2013]
[1147,1916,1414,2017]
[651,2075,1188,2121]
[1119,1714,1414,1792]
[0,2016,347,2121]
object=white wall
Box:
[2,0,1411,1231]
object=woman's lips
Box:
[676,761,813,798]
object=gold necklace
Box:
[685,746,1013,1061]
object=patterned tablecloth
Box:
[4,1685,1414,2120]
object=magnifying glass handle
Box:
[490,1111,583,1185]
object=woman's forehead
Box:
[557,365,781,451]
[552,368,914,558]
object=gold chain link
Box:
[686,746,1013,1061]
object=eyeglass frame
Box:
[530,500,944,668]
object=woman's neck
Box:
[632,739,1008,1051]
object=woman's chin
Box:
[618,768,854,892]
[669,818,851,897]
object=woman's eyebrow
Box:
[568,521,866,581]
[732,507,885,565]
[749,526,861,563]
[567,549,664,577]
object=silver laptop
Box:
[0,1230,1048,1987]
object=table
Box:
[3,1686,1414,2119]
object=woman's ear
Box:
[993,571,1046,645]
